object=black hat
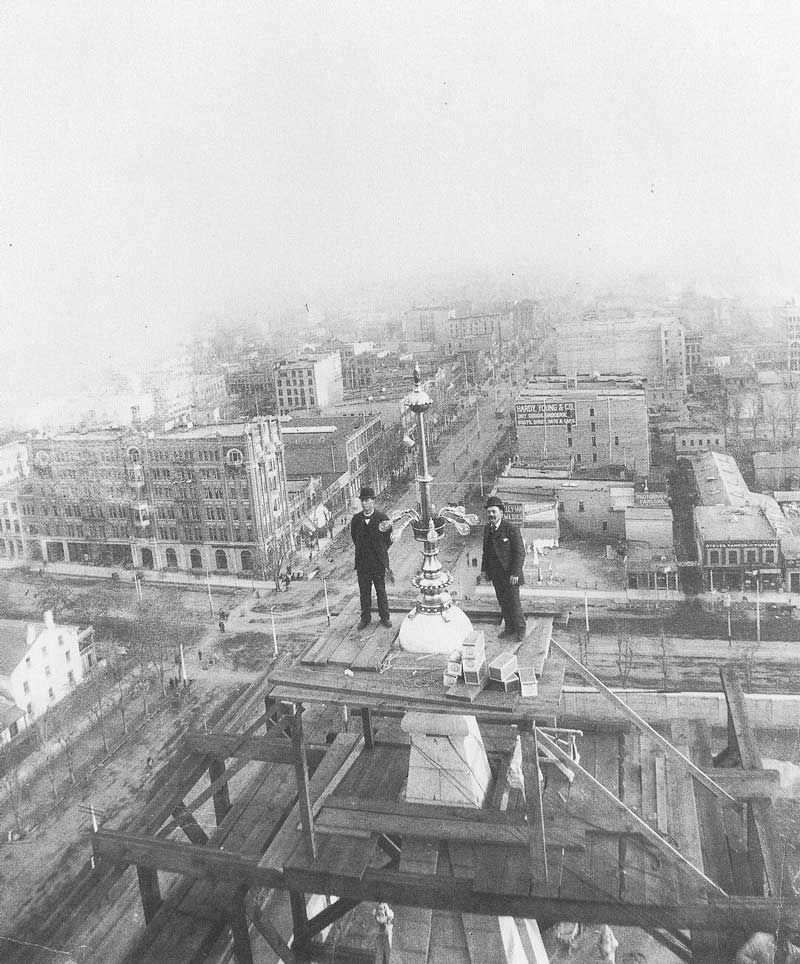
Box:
[359,485,376,500]
[485,495,505,511]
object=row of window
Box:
[707,547,776,566]
[23,676,75,713]
[173,547,254,570]
[22,653,72,692]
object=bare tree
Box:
[727,391,744,441]
[34,577,77,620]
[786,390,800,442]
[128,590,203,701]
[616,635,635,688]
[108,660,128,735]
[763,394,784,449]
[90,675,110,755]
[0,761,26,835]
[658,630,670,686]
[43,751,60,806]
[59,736,77,785]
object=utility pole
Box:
[270,607,278,658]
[755,574,761,643]
[205,569,214,617]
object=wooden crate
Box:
[489,651,518,681]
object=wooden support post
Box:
[290,890,310,953]
[229,886,254,964]
[265,693,275,734]
[522,723,549,884]
[535,728,728,897]
[361,706,374,750]
[208,757,232,825]
[292,705,317,860]
[303,896,361,940]
[746,804,767,895]
[136,865,162,924]
[551,641,737,805]
[246,893,297,963]
[171,802,209,845]
[377,833,402,864]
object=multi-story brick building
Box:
[0,441,28,562]
[557,312,687,406]
[281,413,388,517]
[19,419,292,577]
[274,353,344,414]
[684,331,703,379]
[784,301,800,373]
[403,306,452,343]
[224,365,277,417]
[0,492,24,562]
[514,375,650,477]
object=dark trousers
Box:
[492,577,525,634]
[357,568,389,622]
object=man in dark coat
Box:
[480,494,526,641]
[350,485,393,629]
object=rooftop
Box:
[692,451,751,506]
[518,374,647,397]
[694,504,776,543]
[0,618,32,676]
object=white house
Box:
[0,612,92,743]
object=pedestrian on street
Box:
[479,494,527,641]
[350,485,393,630]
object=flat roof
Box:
[694,504,775,542]
[625,506,673,521]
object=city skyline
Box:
[4,1,800,421]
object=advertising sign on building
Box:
[504,502,523,524]
[515,401,576,427]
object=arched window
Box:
[165,548,178,569]
[190,548,202,569]
[240,549,253,571]
[141,547,154,570]
[215,548,228,570]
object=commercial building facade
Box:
[514,376,650,477]
[19,419,292,578]
[281,414,388,517]
[556,312,687,406]
[274,353,344,414]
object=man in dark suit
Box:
[480,494,526,641]
[350,485,393,629]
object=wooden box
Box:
[489,651,518,681]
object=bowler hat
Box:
[484,495,505,511]
[359,485,376,500]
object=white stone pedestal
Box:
[401,711,492,808]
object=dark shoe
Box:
[380,618,393,628]
[515,630,527,643]
[357,618,371,630]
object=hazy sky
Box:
[3,1,800,415]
